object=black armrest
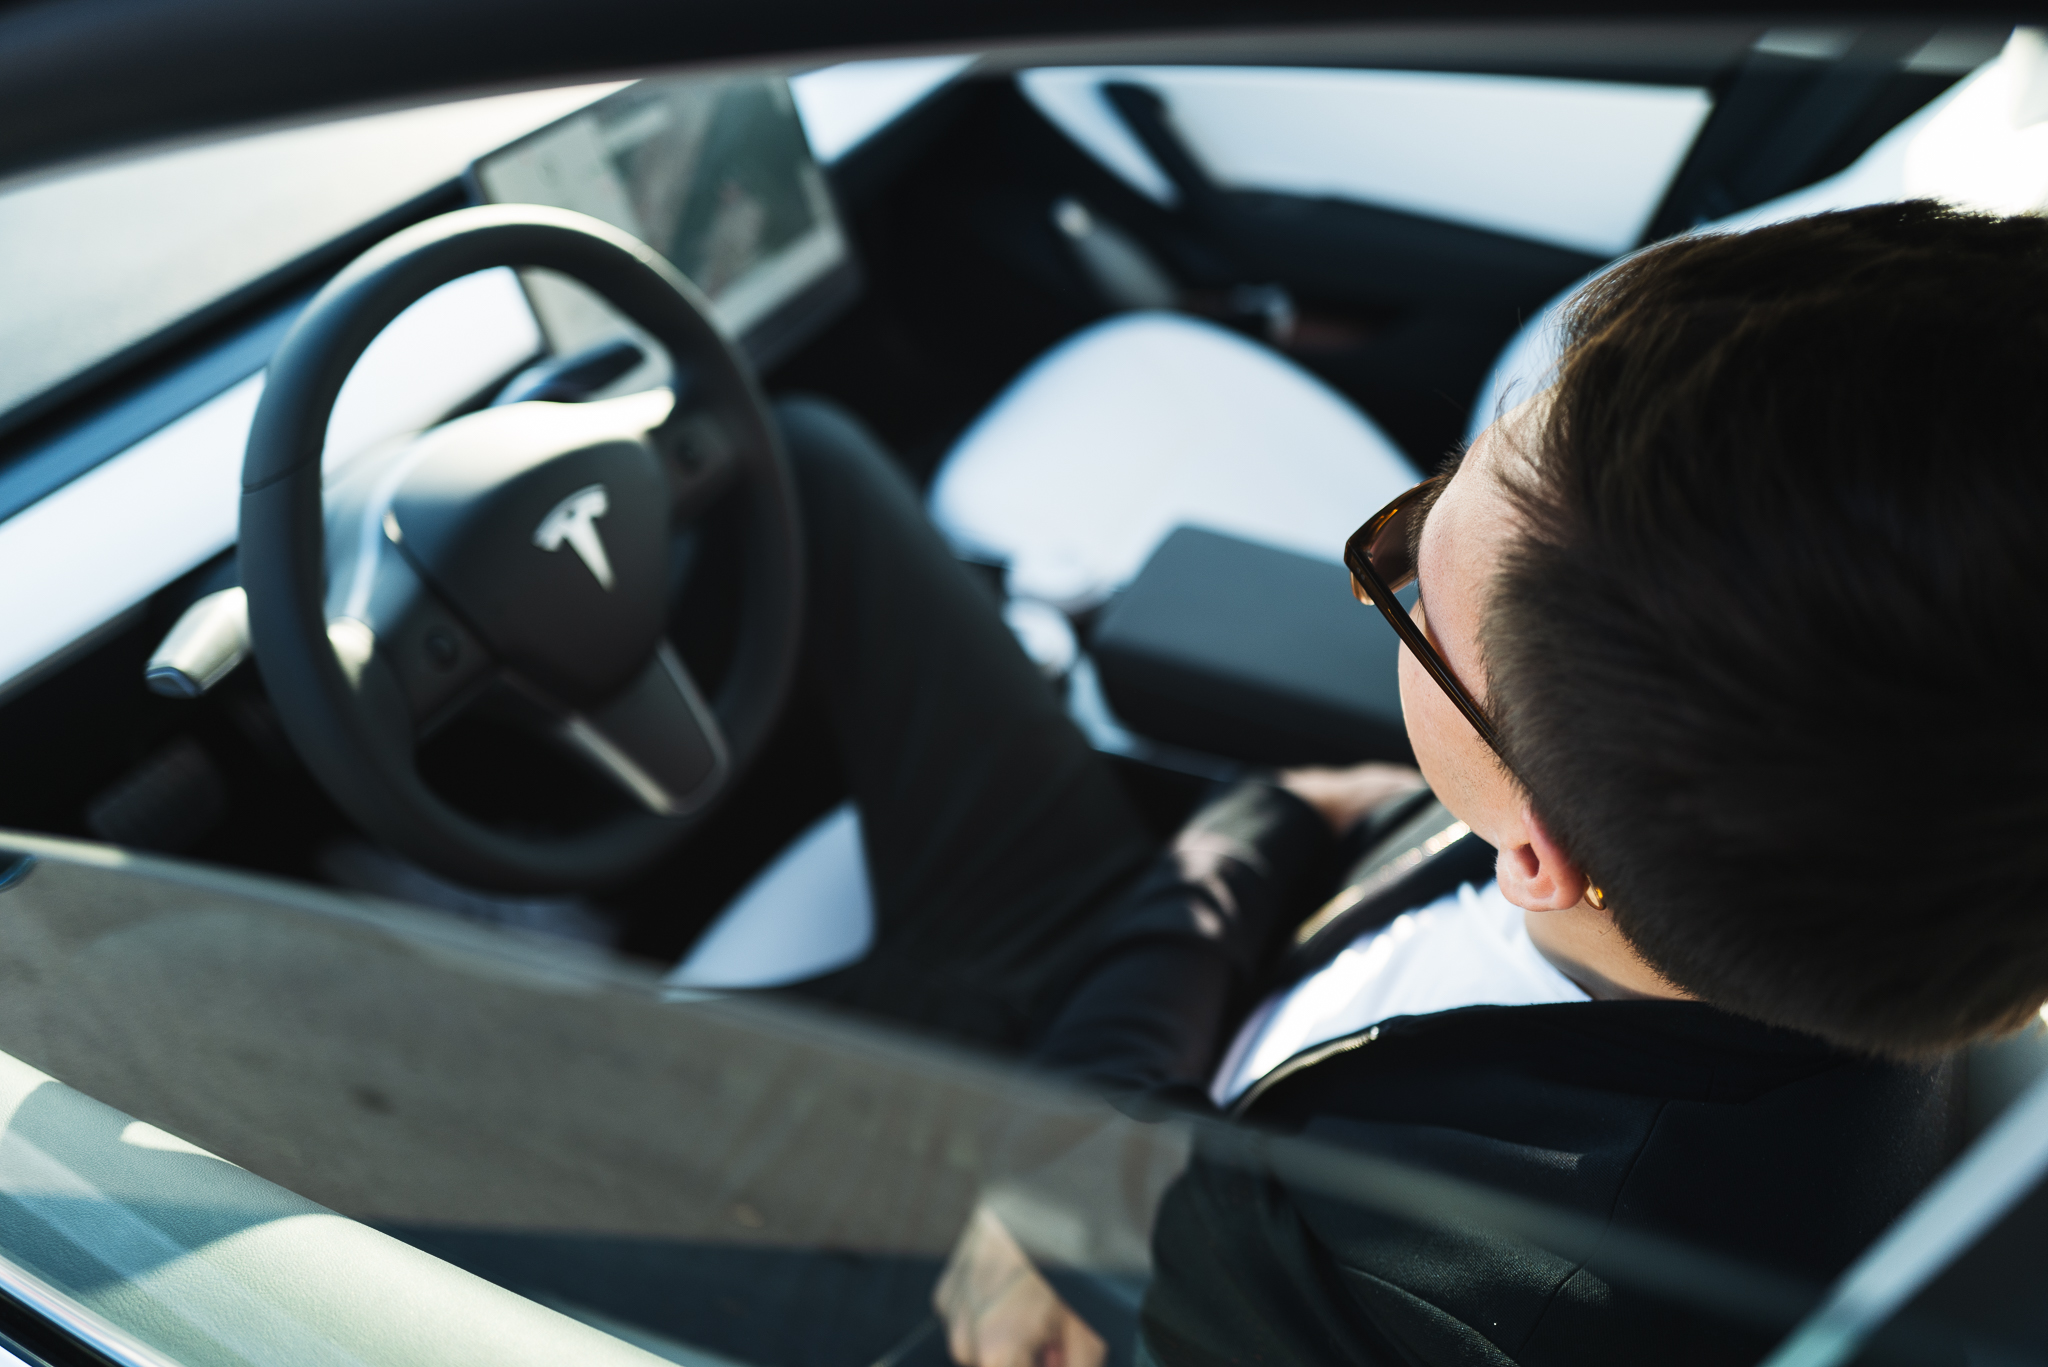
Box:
[1091,526,1411,768]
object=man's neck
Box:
[1523,905,1693,1002]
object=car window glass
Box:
[789,56,977,163]
[1018,66,1713,256]
[0,834,2006,1367]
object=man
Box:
[756,201,2046,1366]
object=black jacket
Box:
[1043,783,1961,1366]
[1147,1000,1956,1365]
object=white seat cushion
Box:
[665,802,872,990]
[929,311,1422,608]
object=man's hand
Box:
[934,1207,1106,1367]
[1279,762,1428,836]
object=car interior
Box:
[0,10,2042,1367]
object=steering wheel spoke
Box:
[327,537,497,738]
[553,644,730,817]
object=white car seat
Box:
[675,32,2048,991]
[927,311,1423,609]
[664,802,873,990]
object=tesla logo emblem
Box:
[534,484,615,590]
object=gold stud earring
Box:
[1585,886,1608,910]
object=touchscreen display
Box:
[474,75,848,349]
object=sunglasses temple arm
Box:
[1367,591,1507,756]
[1347,547,1509,759]
[1407,633,1505,755]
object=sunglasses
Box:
[1343,474,1504,758]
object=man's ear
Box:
[1494,801,1591,912]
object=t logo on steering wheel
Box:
[534,484,615,591]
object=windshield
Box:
[0,86,613,431]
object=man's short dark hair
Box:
[1486,200,2048,1057]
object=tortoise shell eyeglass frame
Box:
[1342,473,1506,759]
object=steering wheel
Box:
[240,205,803,892]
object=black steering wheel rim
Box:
[241,204,803,892]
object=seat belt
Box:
[1273,793,1495,988]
